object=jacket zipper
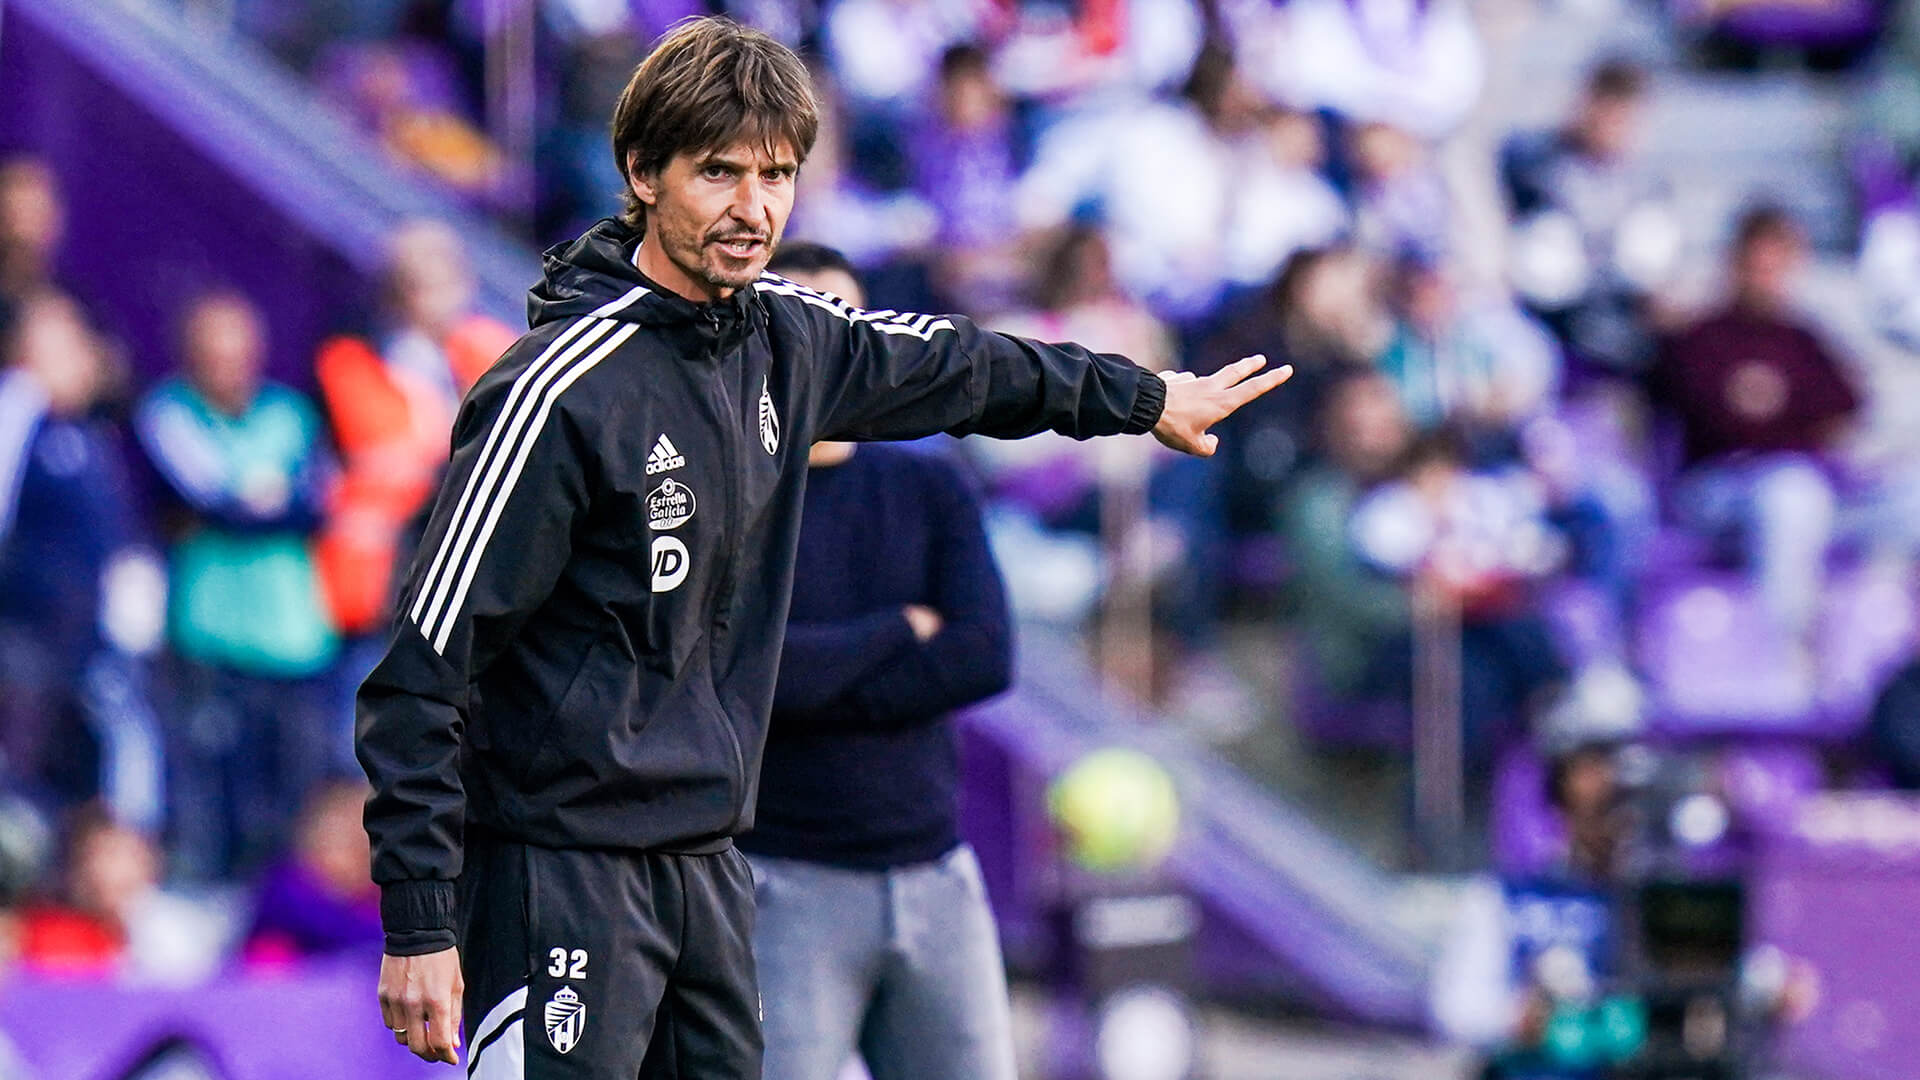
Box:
[702,313,750,824]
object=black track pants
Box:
[458,836,762,1079]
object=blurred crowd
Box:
[7,0,1920,1071]
[1,102,544,972]
[0,161,498,981]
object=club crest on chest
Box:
[758,378,780,456]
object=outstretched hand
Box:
[1150,354,1294,457]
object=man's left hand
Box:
[1150,355,1293,456]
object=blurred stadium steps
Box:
[1641,75,1855,251]
[1486,0,1855,251]
[0,0,533,385]
[960,627,1441,1031]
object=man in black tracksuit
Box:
[357,17,1291,1079]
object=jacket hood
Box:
[528,218,761,337]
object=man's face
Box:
[1350,123,1417,183]
[1579,96,1642,162]
[1735,228,1804,308]
[71,825,155,923]
[0,162,62,260]
[633,139,798,300]
[1296,250,1381,346]
[185,298,264,415]
[1401,265,1455,335]
[941,66,1004,132]
[1265,110,1325,170]
[1327,375,1410,477]
[1561,751,1619,820]
[388,225,475,336]
[14,295,101,415]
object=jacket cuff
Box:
[1123,369,1167,435]
[381,879,458,956]
[386,926,458,956]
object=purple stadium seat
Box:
[1852,137,1916,220]
[1814,564,1919,734]
[1540,578,1626,668]
[1550,395,1647,468]
[1685,0,1885,51]
[1719,742,1824,831]
[1491,744,1563,877]
[1640,526,1715,579]
[1636,571,1821,737]
[986,459,1096,523]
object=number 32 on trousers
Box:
[547,948,588,979]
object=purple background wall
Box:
[0,0,530,391]
[2,9,375,389]
[0,961,440,1080]
[1753,793,1920,1079]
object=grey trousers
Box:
[747,845,1019,1080]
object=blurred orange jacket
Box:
[17,906,122,977]
[313,317,514,634]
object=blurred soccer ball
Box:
[1048,748,1181,874]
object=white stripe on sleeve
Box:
[753,277,955,341]
[408,317,613,634]
[427,321,639,653]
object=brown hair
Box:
[1733,203,1800,256]
[610,17,820,232]
[1030,224,1108,312]
[1586,58,1648,102]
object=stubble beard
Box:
[701,252,766,291]
[702,229,777,291]
[660,215,772,295]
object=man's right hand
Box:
[379,947,464,1065]
[904,604,943,642]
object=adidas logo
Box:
[646,434,685,476]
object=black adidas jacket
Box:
[357,219,1166,954]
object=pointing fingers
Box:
[1230,365,1294,408]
